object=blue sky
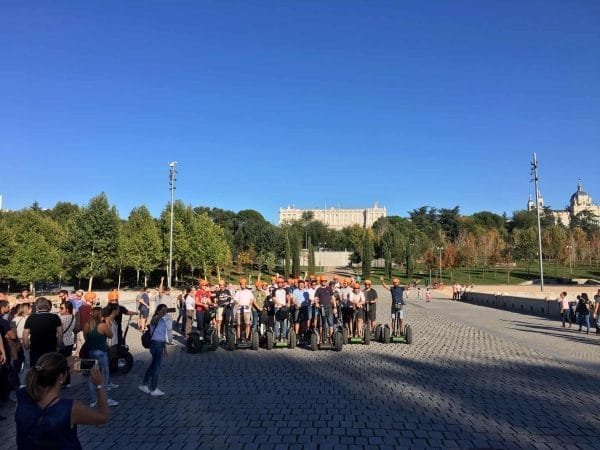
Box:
[1,1,599,223]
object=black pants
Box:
[59,345,74,385]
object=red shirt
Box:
[195,289,211,312]
[79,303,92,329]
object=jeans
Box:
[59,345,74,385]
[88,349,110,403]
[143,340,165,391]
[578,313,590,332]
[196,311,206,335]
[273,308,288,339]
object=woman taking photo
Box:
[83,307,118,407]
[15,352,110,448]
[139,304,168,397]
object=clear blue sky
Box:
[2,1,599,223]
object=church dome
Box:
[570,180,591,206]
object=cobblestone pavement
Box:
[2,288,599,449]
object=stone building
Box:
[528,180,600,226]
[279,203,387,230]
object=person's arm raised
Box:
[72,365,110,426]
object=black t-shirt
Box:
[216,289,232,307]
[365,288,378,303]
[315,286,333,307]
[102,304,129,329]
[24,312,62,354]
[390,286,405,305]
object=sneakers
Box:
[107,383,119,390]
[138,385,151,394]
[150,388,165,397]
[90,399,119,407]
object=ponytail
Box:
[26,353,68,402]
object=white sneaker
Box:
[150,388,165,397]
[89,402,97,408]
[107,399,119,407]
[138,385,151,394]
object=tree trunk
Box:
[29,281,34,295]
[136,269,140,286]
[88,276,94,292]
[117,268,122,290]
[143,273,148,288]
[217,265,221,282]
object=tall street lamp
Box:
[436,246,443,284]
[168,161,178,289]
[530,153,544,291]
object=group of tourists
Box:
[557,289,600,334]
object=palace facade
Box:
[279,203,387,230]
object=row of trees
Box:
[0,194,599,291]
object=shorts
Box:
[300,305,311,322]
[139,306,149,318]
[391,308,405,320]
[353,308,364,321]
[320,305,334,329]
[341,307,353,323]
[235,311,251,325]
[366,303,376,322]
[216,307,224,320]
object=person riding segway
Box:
[304,276,343,351]
[378,277,413,344]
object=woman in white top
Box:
[10,303,32,386]
[350,284,365,338]
[59,301,76,387]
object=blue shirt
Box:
[15,388,81,450]
[150,317,168,342]
[390,286,405,305]
[292,288,310,308]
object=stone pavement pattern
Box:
[2,288,599,449]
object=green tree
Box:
[307,236,316,276]
[512,227,538,274]
[67,193,120,290]
[360,230,374,279]
[121,206,162,286]
[8,211,65,291]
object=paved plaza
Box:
[2,288,599,449]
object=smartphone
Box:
[75,359,98,374]
[166,307,176,313]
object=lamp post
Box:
[530,153,544,291]
[168,161,178,289]
[436,246,443,284]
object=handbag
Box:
[141,324,157,349]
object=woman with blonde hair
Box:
[15,352,110,448]
[83,307,118,407]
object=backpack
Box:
[141,325,156,349]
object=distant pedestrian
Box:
[558,291,571,328]
[593,289,600,335]
[576,294,591,334]
[425,288,431,302]
[137,288,150,332]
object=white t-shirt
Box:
[185,295,195,311]
[12,315,29,341]
[350,292,365,309]
[234,289,254,310]
[273,288,288,307]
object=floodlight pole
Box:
[168,161,178,289]
[531,153,544,291]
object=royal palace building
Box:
[279,203,387,230]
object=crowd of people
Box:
[557,289,600,334]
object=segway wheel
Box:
[364,323,371,345]
[309,331,318,351]
[405,324,413,345]
[266,330,274,350]
[374,324,382,342]
[187,332,201,354]
[209,330,219,351]
[288,330,296,349]
[251,330,259,350]
[226,328,236,351]
[342,325,349,342]
[333,331,343,352]
[383,325,391,344]
[116,353,134,374]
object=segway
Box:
[265,306,296,350]
[109,316,134,374]
[186,307,220,354]
[344,304,371,345]
[304,305,343,351]
[376,304,413,345]
[225,305,259,351]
